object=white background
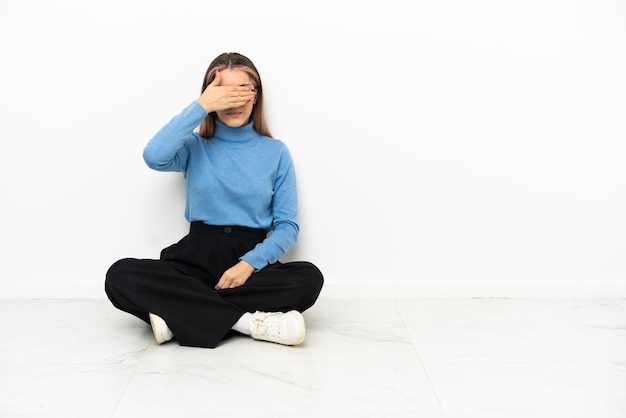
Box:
[1,0,625,298]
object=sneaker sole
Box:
[149,313,171,344]
[287,310,306,346]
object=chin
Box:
[220,116,249,128]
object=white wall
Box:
[1,0,625,298]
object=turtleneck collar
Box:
[213,119,258,144]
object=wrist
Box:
[239,260,255,273]
[195,99,212,113]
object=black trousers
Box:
[105,222,324,348]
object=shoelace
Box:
[252,312,283,338]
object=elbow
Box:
[276,219,299,243]
[142,147,166,170]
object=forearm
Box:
[240,220,299,270]
[143,102,207,170]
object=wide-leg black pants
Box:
[105,222,324,348]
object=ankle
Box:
[232,312,253,335]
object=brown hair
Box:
[197,52,272,139]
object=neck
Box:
[213,119,256,143]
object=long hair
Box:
[197,52,272,139]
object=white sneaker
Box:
[149,312,174,344]
[250,310,306,346]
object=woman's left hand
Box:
[215,260,255,290]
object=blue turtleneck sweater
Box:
[142,101,299,270]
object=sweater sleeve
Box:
[143,101,208,172]
[239,146,299,270]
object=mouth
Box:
[226,111,243,118]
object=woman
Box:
[105,52,324,348]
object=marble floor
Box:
[1,297,625,418]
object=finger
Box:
[224,86,254,96]
[209,69,221,87]
[228,89,256,103]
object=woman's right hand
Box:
[196,70,256,113]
